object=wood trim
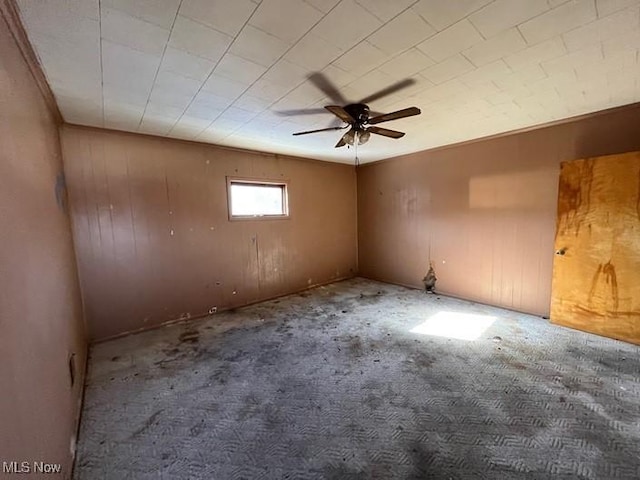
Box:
[0,0,62,123]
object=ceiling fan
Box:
[284,73,421,148]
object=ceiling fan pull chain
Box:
[355,141,359,168]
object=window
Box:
[227,178,289,219]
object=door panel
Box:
[551,151,640,345]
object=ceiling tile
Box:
[458,59,512,86]
[378,48,435,80]
[47,78,102,104]
[25,32,101,95]
[575,48,637,79]
[18,2,99,51]
[160,47,215,82]
[233,94,274,113]
[149,71,201,109]
[262,60,311,86]
[333,41,388,77]
[285,33,344,71]
[184,91,230,119]
[19,0,640,163]
[217,106,258,123]
[103,82,151,108]
[169,15,234,62]
[180,0,257,37]
[562,5,640,52]
[200,117,244,137]
[139,114,175,135]
[271,81,328,111]
[601,27,640,55]
[202,74,250,98]
[101,8,170,56]
[102,0,180,29]
[462,28,527,67]
[519,0,598,45]
[596,0,640,17]
[485,91,518,106]
[17,0,99,34]
[502,37,567,71]
[541,44,604,76]
[420,79,468,103]
[245,78,293,102]
[416,20,484,62]
[250,0,323,43]
[171,115,212,132]
[534,70,578,92]
[215,53,267,84]
[353,0,419,22]
[303,0,341,13]
[493,63,547,90]
[229,24,291,67]
[412,0,493,31]
[311,0,382,50]
[56,94,103,126]
[197,128,229,144]
[368,8,437,56]
[420,54,475,84]
[145,102,184,120]
[343,70,403,103]
[102,40,161,91]
[549,0,573,7]
[319,64,358,90]
[103,100,145,130]
[468,0,551,38]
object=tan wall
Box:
[0,9,86,479]
[358,104,640,316]
[61,126,358,341]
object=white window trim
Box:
[226,176,290,221]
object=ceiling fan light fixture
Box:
[344,129,356,145]
[358,130,370,145]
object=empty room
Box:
[2,0,640,478]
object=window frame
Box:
[226,176,290,221]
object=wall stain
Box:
[54,171,68,213]
[557,160,593,237]
[588,261,619,312]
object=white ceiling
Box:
[16,0,640,163]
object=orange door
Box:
[551,151,640,345]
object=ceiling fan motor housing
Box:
[344,103,370,127]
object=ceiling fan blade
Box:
[325,105,355,123]
[293,126,348,136]
[367,107,421,125]
[358,78,417,104]
[309,72,348,104]
[367,126,405,139]
[277,108,329,116]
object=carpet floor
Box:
[74,278,640,479]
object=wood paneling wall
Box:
[61,126,357,341]
[0,7,86,478]
[358,104,640,316]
